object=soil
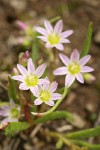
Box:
[0,0,100,150]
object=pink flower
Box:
[12,58,48,93]
[53,49,94,87]
[35,19,73,51]
[16,20,27,30]
[0,100,20,124]
[32,79,62,106]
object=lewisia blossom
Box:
[0,100,20,123]
[12,58,47,93]
[32,80,62,106]
[35,19,73,51]
[53,49,94,87]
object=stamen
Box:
[25,74,38,87]
[11,108,19,118]
[40,90,51,102]
[48,33,60,45]
[68,62,80,75]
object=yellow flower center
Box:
[40,90,51,102]
[68,62,80,75]
[11,108,19,118]
[25,74,39,87]
[48,33,60,45]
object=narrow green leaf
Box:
[8,75,17,102]
[50,16,61,24]
[71,140,100,150]
[65,126,100,139]
[5,122,30,136]
[81,22,93,57]
[32,32,39,65]
[34,111,73,124]
[56,139,63,149]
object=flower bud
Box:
[83,73,95,83]
[19,51,30,66]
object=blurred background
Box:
[0,0,100,149]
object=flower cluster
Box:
[12,58,62,106]
[0,19,94,125]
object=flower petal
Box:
[30,86,39,97]
[79,55,91,66]
[54,20,63,33]
[27,58,35,73]
[59,53,70,66]
[35,27,47,36]
[37,36,47,42]
[49,81,58,93]
[12,75,25,82]
[45,42,53,48]
[44,20,53,33]
[51,93,62,100]
[45,100,54,106]
[17,64,28,76]
[55,43,64,51]
[65,74,75,87]
[70,49,80,61]
[43,80,50,90]
[38,78,49,84]
[61,39,70,43]
[81,66,94,73]
[75,73,84,83]
[1,117,10,124]
[61,30,73,38]
[19,83,29,90]
[34,98,42,105]
[53,67,67,75]
[0,110,9,116]
[35,63,47,78]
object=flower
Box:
[53,49,94,87]
[16,20,27,30]
[35,19,73,51]
[12,58,47,93]
[32,79,62,106]
[0,100,20,124]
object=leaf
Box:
[5,122,30,136]
[81,22,93,57]
[71,140,100,150]
[8,75,17,102]
[34,111,73,124]
[32,32,39,65]
[65,126,100,139]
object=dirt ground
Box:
[0,0,100,149]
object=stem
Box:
[65,126,100,139]
[31,87,68,116]
[71,140,100,150]
[44,130,71,146]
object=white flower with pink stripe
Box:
[0,100,20,124]
[53,49,94,87]
[12,58,48,93]
[35,19,73,51]
[32,80,62,106]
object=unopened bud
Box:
[19,51,30,66]
[83,73,95,83]
[16,20,27,30]
[12,67,19,75]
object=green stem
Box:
[31,87,68,116]
[71,140,100,150]
[44,131,71,146]
[65,126,100,139]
